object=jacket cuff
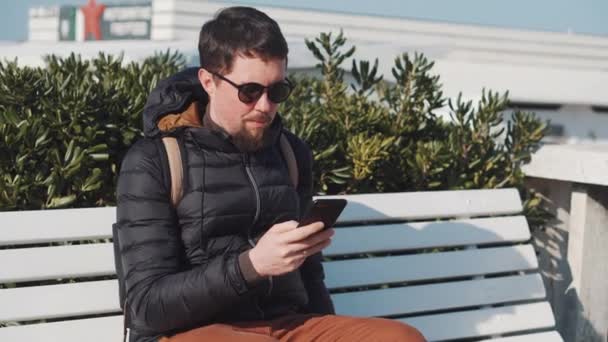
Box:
[238,250,266,286]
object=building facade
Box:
[11,0,608,143]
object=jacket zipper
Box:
[243,153,261,245]
[242,153,273,319]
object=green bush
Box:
[0,32,549,227]
[0,51,185,210]
[282,32,549,228]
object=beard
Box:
[203,108,272,152]
[232,125,268,152]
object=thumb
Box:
[269,220,299,233]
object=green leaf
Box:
[87,144,108,154]
[47,194,76,208]
[64,140,75,163]
[90,153,109,161]
[59,73,73,92]
[35,130,50,148]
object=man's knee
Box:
[370,318,427,342]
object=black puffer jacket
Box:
[115,68,334,342]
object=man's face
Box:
[199,55,287,151]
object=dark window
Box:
[591,105,608,114]
[546,124,565,137]
[508,101,561,111]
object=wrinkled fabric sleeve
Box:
[294,141,336,315]
[115,139,265,335]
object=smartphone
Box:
[297,199,347,229]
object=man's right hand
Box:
[248,220,334,277]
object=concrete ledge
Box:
[523,144,608,186]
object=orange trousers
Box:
[158,314,426,342]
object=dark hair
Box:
[198,6,288,73]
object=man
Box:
[115,6,426,342]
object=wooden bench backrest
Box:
[0,188,562,341]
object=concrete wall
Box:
[525,144,608,342]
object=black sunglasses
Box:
[205,69,294,104]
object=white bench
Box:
[0,188,563,341]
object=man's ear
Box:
[198,68,216,96]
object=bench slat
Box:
[0,189,522,246]
[0,243,116,283]
[326,215,530,256]
[0,242,536,287]
[1,273,546,323]
[0,304,561,342]
[0,215,531,284]
[481,331,563,341]
[0,316,123,342]
[402,302,558,341]
[324,245,538,289]
[0,207,115,246]
[325,188,523,223]
[332,274,546,317]
[0,280,119,322]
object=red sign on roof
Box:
[81,0,106,40]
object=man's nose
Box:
[255,91,274,112]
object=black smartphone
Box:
[297,199,347,229]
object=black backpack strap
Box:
[112,221,128,342]
[122,307,129,342]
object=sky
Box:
[1,0,608,41]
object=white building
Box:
[4,0,608,143]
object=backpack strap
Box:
[161,133,298,207]
[162,136,184,207]
[279,133,299,189]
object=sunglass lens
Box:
[239,83,264,103]
[268,82,292,103]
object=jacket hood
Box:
[142,67,208,138]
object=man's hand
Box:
[248,220,334,277]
